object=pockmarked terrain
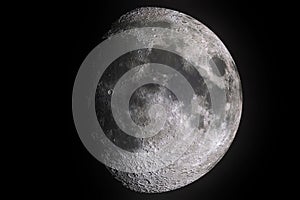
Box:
[72,7,242,193]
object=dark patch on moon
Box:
[95,48,211,153]
[209,56,226,76]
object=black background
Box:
[38,0,289,199]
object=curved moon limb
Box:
[72,7,242,193]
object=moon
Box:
[72,7,242,193]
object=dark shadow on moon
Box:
[209,56,226,76]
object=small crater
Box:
[107,89,113,95]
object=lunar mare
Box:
[72,7,242,193]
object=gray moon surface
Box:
[72,7,242,193]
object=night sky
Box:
[38,0,288,199]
